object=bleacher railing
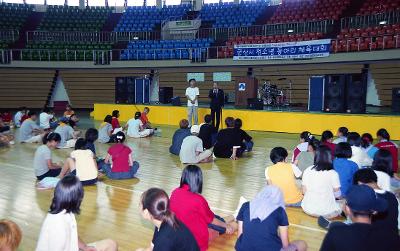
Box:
[331,35,399,53]
[0,30,19,42]
[341,10,400,29]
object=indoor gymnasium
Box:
[0,0,399,250]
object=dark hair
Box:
[353,168,378,185]
[104,115,112,124]
[204,114,212,124]
[313,145,333,171]
[334,142,352,158]
[112,110,119,117]
[115,131,126,143]
[188,78,196,83]
[338,127,349,137]
[74,138,87,150]
[141,188,178,229]
[372,149,393,176]
[85,128,98,143]
[42,132,61,144]
[28,111,36,117]
[43,107,50,113]
[347,132,361,147]
[300,131,312,142]
[308,138,320,151]
[225,117,235,127]
[270,147,288,164]
[49,175,84,214]
[180,165,203,194]
[135,112,141,120]
[361,133,374,148]
[66,104,72,109]
[377,128,390,140]
[144,107,150,112]
[179,119,189,129]
[321,130,333,143]
[234,118,243,129]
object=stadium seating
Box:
[120,38,213,60]
[199,2,269,28]
[269,0,351,24]
[357,0,400,15]
[332,23,400,52]
[115,5,191,32]
[37,6,112,32]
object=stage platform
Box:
[93,103,400,140]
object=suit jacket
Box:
[208,88,225,109]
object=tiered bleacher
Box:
[120,38,213,60]
[115,5,191,32]
[199,1,270,28]
[0,3,32,48]
[357,0,400,15]
[269,0,351,23]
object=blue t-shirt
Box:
[169,128,191,155]
[333,158,359,196]
[235,202,289,251]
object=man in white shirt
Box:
[185,79,199,127]
[39,108,55,130]
[179,125,212,164]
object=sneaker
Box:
[318,216,331,230]
[9,141,15,145]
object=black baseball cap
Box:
[346,185,387,213]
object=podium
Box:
[235,77,259,107]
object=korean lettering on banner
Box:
[233,39,331,60]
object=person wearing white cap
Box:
[179,125,212,164]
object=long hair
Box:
[141,188,178,229]
[313,145,333,171]
[361,133,373,148]
[49,176,84,215]
[180,165,203,194]
[372,149,393,177]
[104,115,112,124]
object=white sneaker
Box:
[9,141,15,145]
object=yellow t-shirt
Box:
[70,150,97,181]
[265,162,303,204]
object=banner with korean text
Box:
[233,39,331,60]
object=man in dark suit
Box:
[208,82,224,130]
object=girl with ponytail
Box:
[137,188,199,251]
[34,132,63,180]
[292,131,312,162]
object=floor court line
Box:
[2,161,326,234]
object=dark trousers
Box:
[36,168,62,181]
[211,107,222,130]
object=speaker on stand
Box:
[345,73,367,114]
[324,74,346,113]
[126,77,136,104]
[159,87,173,104]
[115,77,128,104]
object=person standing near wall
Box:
[208,82,224,130]
[186,79,199,127]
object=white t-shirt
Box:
[185,87,199,107]
[350,146,373,168]
[179,135,204,163]
[34,145,52,176]
[127,118,142,138]
[36,211,79,251]
[14,111,23,127]
[375,170,391,192]
[70,150,97,181]
[301,166,342,217]
[39,112,54,129]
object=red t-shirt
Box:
[107,143,132,172]
[21,114,29,123]
[111,117,120,130]
[1,113,12,123]
[170,185,214,251]
[322,141,336,157]
[140,113,148,125]
[375,141,399,173]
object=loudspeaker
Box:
[247,98,264,110]
[126,77,136,104]
[159,87,173,104]
[392,88,400,112]
[324,74,346,113]
[171,96,182,106]
[115,77,128,104]
[346,73,367,113]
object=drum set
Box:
[258,80,292,107]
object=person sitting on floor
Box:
[0,219,22,251]
[111,110,122,133]
[136,188,200,251]
[302,145,342,218]
[294,138,319,174]
[375,128,399,174]
[0,132,15,147]
[98,115,117,144]
[36,176,118,251]
[20,111,45,143]
[59,138,99,186]
[333,126,349,144]
[126,112,154,138]
[13,106,26,128]
[34,132,63,181]
[63,104,75,118]
[54,117,79,149]
[320,185,400,251]
[265,147,303,207]
[170,165,235,251]
[320,130,336,157]
[85,128,99,157]
[234,118,254,152]
[68,114,79,130]
[39,107,57,130]
[180,125,212,164]
[0,117,11,133]
[333,142,359,197]
[213,117,247,160]
[292,131,313,162]
[198,114,217,150]
[20,109,29,124]
[169,119,191,156]
[0,110,12,125]
[140,107,153,129]
[100,131,139,179]
[235,185,307,251]
[371,149,400,191]
[348,132,373,168]
[361,133,379,159]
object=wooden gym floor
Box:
[0,120,328,251]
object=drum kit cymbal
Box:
[258,78,292,107]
